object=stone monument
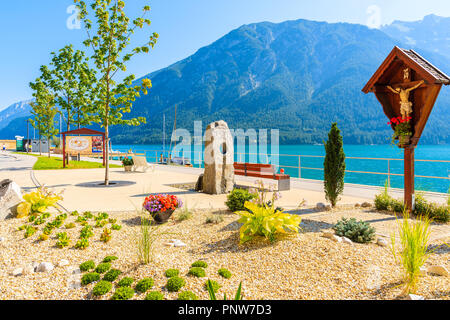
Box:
[202,120,234,195]
[0,179,23,220]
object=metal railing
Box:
[90,149,450,193]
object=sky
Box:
[2,0,450,109]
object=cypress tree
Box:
[324,123,346,207]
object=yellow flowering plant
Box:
[16,187,63,218]
[235,201,302,244]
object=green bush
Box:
[333,218,376,244]
[79,260,96,272]
[166,277,185,292]
[135,278,154,293]
[92,280,112,296]
[178,291,198,300]
[65,223,76,229]
[225,188,256,212]
[83,211,94,219]
[204,279,220,293]
[24,226,37,238]
[415,194,449,223]
[75,238,89,250]
[188,267,206,278]
[218,268,232,279]
[206,215,224,224]
[165,269,180,278]
[111,287,134,300]
[81,272,100,285]
[145,291,164,300]
[103,256,118,263]
[56,232,70,248]
[111,224,122,231]
[95,263,111,274]
[80,225,94,238]
[103,269,122,282]
[117,277,134,287]
[191,260,208,268]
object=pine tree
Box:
[324,123,346,207]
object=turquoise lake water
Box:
[114,144,450,193]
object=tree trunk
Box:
[39,131,42,156]
[105,123,109,186]
[48,137,51,158]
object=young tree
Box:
[40,45,96,131]
[29,79,59,157]
[323,123,346,207]
[76,0,157,185]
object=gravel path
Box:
[0,208,448,300]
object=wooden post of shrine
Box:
[362,46,450,211]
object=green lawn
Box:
[14,153,121,170]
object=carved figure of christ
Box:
[387,80,425,119]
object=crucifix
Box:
[362,47,450,211]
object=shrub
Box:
[188,267,206,278]
[165,269,179,278]
[145,291,164,300]
[81,272,100,285]
[95,220,108,228]
[79,260,95,272]
[80,225,94,238]
[109,218,117,224]
[206,215,224,224]
[333,218,376,244]
[93,280,112,296]
[218,268,232,279]
[96,212,109,221]
[226,188,256,212]
[235,202,302,244]
[95,263,111,274]
[191,260,208,268]
[117,277,134,287]
[204,279,220,293]
[323,123,346,207]
[103,269,122,282]
[24,226,37,238]
[83,211,94,219]
[38,233,49,241]
[415,194,449,223]
[75,238,89,250]
[111,224,122,231]
[65,223,76,229]
[135,278,154,293]
[71,211,79,216]
[111,287,134,300]
[100,228,112,243]
[176,208,192,221]
[391,210,431,294]
[178,291,198,300]
[103,256,118,263]
[56,232,70,248]
[166,277,185,292]
[16,188,62,218]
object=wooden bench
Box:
[233,162,291,191]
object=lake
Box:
[113,144,450,194]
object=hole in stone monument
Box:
[220,143,227,155]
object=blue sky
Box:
[2,0,450,109]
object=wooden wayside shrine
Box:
[362,46,450,210]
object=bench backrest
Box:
[132,155,148,166]
[234,162,275,175]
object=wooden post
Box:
[62,134,66,168]
[404,146,415,211]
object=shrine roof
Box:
[362,46,450,93]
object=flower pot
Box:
[124,166,133,172]
[398,135,411,147]
[148,209,175,224]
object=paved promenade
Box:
[0,151,447,212]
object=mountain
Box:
[112,19,450,145]
[381,14,450,60]
[0,100,32,130]
[2,18,450,145]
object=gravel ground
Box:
[0,207,448,300]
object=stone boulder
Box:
[203,121,234,195]
[0,179,23,220]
